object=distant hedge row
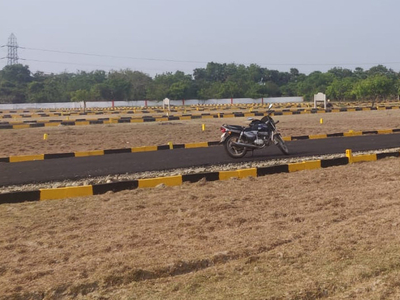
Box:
[1,63,399,104]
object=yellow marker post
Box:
[168,142,173,150]
[202,124,205,131]
[43,133,48,140]
[346,149,353,164]
[320,118,323,124]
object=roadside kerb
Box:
[1,128,400,163]
[1,105,399,129]
[1,149,399,204]
[0,103,330,118]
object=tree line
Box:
[0,63,399,104]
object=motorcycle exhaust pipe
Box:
[232,142,259,149]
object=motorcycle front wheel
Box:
[224,134,247,158]
[274,134,289,155]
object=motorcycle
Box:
[220,104,289,158]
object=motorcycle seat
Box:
[225,125,244,131]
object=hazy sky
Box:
[1,0,399,77]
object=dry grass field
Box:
[1,105,400,299]
[1,160,400,299]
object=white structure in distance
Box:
[162,98,170,111]
[0,96,303,110]
[314,93,327,109]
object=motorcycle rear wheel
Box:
[224,134,247,158]
[274,134,289,155]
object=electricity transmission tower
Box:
[7,33,19,65]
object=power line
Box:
[19,58,187,74]
[20,58,125,69]
[18,46,207,64]
[17,46,400,68]
[263,62,400,66]
[3,38,400,72]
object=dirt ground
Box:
[0,158,400,299]
[1,108,400,157]
[1,106,400,299]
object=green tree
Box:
[71,89,92,111]
[327,67,353,79]
[397,79,400,100]
[198,82,223,99]
[353,67,367,80]
[280,82,298,97]
[146,72,174,100]
[107,71,132,101]
[67,70,106,93]
[296,71,335,101]
[91,83,112,101]
[168,81,191,100]
[326,77,356,101]
[27,81,47,103]
[352,75,397,106]
[146,71,195,100]
[122,70,152,100]
[45,77,68,102]
[0,64,31,84]
[247,64,263,83]
[217,81,242,98]
[245,82,266,98]
[204,62,228,82]
[0,64,32,103]
[367,65,397,79]
[2,63,400,104]
[0,81,25,103]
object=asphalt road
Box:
[1,133,400,187]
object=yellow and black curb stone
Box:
[1,150,399,205]
[1,128,399,163]
[1,106,399,129]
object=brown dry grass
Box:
[2,106,400,299]
[1,108,400,157]
[1,158,400,299]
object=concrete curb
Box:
[0,103,326,117]
[0,141,220,163]
[1,106,399,129]
[1,129,400,163]
[1,150,399,204]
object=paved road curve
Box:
[1,134,400,187]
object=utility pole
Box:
[7,33,19,65]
